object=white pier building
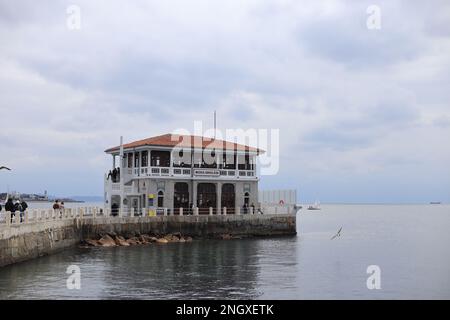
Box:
[104,134,263,216]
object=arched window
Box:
[244,192,250,206]
[197,183,216,208]
[174,182,189,209]
[157,190,164,208]
[221,184,235,214]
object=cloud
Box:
[0,0,449,202]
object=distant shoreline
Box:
[24,200,85,203]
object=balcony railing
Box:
[107,167,256,181]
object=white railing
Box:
[107,167,256,180]
[0,207,105,226]
[111,183,121,191]
[0,204,295,229]
[259,204,298,214]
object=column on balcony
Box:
[134,150,140,177]
[192,180,198,212]
[216,181,222,215]
[141,150,148,176]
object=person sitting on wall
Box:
[250,203,255,214]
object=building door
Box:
[197,183,216,214]
[221,183,235,214]
[174,182,190,215]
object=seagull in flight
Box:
[330,227,342,240]
[0,166,11,171]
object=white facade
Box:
[104,142,261,216]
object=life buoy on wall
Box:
[279,200,285,205]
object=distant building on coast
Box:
[104,134,263,215]
[0,191,48,202]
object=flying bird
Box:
[0,166,11,171]
[330,227,342,240]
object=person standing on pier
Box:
[5,199,15,223]
[53,200,60,210]
[5,198,14,212]
[112,168,117,182]
[20,200,28,222]
[14,200,22,222]
[59,202,65,218]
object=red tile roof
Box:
[105,134,264,154]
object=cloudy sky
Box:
[0,0,449,203]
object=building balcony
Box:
[106,166,257,185]
[133,166,256,180]
[108,183,135,194]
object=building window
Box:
[197,183,216,208]
[223,153,236,169]
[127,153,133,168]
[157,191,164,208]
[174,182,189,209]
[141,151,148,167]
[221,184,235,213]
[202,149,217,168]
[134,152,140,167]
[244,192,250,206]
[173,149,191,167]
[238,153,251,170]
[151,151,170,167]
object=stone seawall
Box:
[0,219,83,267]
[81,214,297,239]
[0,214,296,267]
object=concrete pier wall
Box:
[0,219,82,267]
[0,213,296,267]
[81,214,297,239]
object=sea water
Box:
[0,204,449,299]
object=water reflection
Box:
[0,238,292,299]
